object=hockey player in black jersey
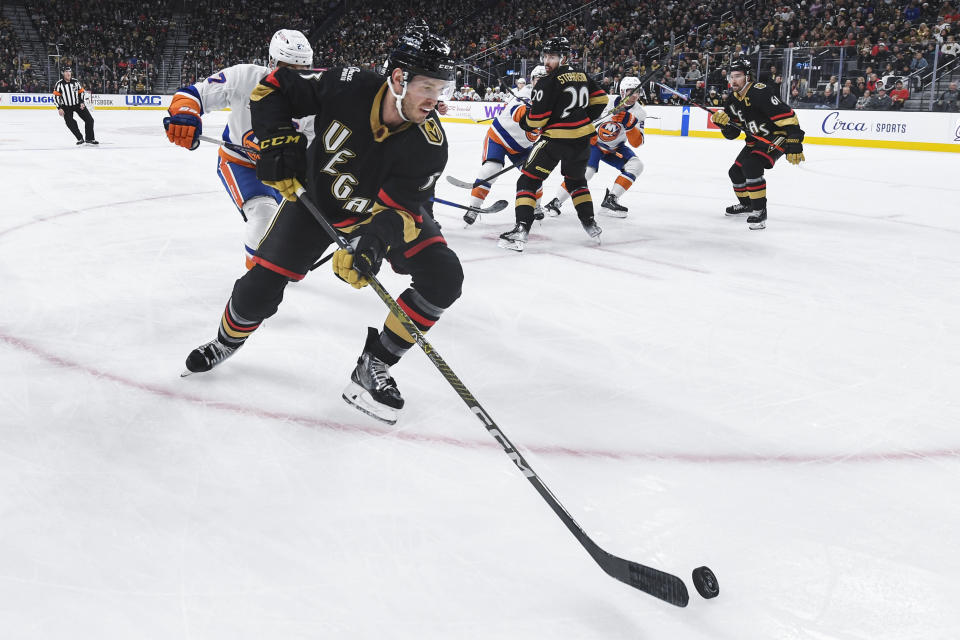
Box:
[181,24,462,425]
[711,59,805,230]
[498,36,608,251]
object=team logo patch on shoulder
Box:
[419,118,444,146]
[754,82,767,89]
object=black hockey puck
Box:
[692,566,719,599]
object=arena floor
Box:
[1,108,958,639]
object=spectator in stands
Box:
[935,81,959,111]
[941,35,960,60]
[909,50,929,72]
[772,74,783,94]
[854,77,867,96]
[820,86,836,107]
[761,64,778,83]
[904,1,922,23]
[706,87,722,107]
[874,87,893,109]
[800,88,820,106]
[856,89,872,109]
[839,85,859,108]
[889,79,910,108]
[684,61,702,85]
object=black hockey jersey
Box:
[720,82,803,142]
[522,65,607,140]
[250,66,447,248]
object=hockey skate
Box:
[181,339,239,376]
[600,189,628,218]
[580,216,602,243]
[543,198,562,217]
[747,208,767,230]
[533,204,545,221]
[463,209,480,226]
[725,203,751,216]
[342,329,404,424]
[497,223,529,252]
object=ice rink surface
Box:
[1,108,959,639]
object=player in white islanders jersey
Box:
[463,65,549,225]
[163,30,313,268]
[543,75,646,218]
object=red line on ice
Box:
[2,333,959,465]
[3,192,959,465]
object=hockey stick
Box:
[294,186,690,608]
[431,196,508,215]
[446,163,518,190]
[654,83,785,152]
[592,66,664,128]
[197,134,260,160]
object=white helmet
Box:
[269,29,313,68]
[620,75,641,96]
[530,65,548,85]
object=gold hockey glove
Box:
[332,235,385,289]
[785,137,805,165]
[710,110,730,126]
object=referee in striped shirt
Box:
[53,67,98,145]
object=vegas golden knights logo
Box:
[419,118,444,146]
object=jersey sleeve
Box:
[753,84,804,139]
[77,83,85,104]
[250,66,336,137]
[52,82,64,107]
[171,64,267,116]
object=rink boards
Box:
[3,92,958,152]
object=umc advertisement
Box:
[0,94,171,109]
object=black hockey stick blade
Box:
[477,199,508,214]
[591,544,690,606]
[432,196,507,214]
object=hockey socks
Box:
[218,298,261,348]
[379,288,448,362]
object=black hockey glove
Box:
[333,235,386,289]
[720,124,742,140]
[256,126,306,200]
[785,137,805,165]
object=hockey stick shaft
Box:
[655,83,784,151]
[293,187,689,607]
[459,162,518,189]
[198,134,261,161]
[591,67,663,128]
[431,196,501,214]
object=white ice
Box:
[1,109,959,639]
